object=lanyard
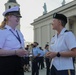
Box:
[9,29,21,44]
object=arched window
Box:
[9,6,11,9]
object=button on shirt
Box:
[50,28,76,70]
[0,25,25,50]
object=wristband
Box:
[57,52,61,57]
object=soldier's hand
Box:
[45,52,57,58]
[15,49,28,57]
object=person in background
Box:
[39,47,45,70]
[23,45,30,72]
[44,44,51,75]
[32,42,41,75]
[46,13,76,75]
[0,6,27,75]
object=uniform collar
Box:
[56,28,67,38]
[59,28,67,35]
[5,25,17,31]
[33,46,38,49]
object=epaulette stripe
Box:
[65,30,69,32]
[53,35,55,37]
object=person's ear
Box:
[58,20,61,25]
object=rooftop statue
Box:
[43,3,47,15]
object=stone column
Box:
[39,27,41,46]
[47,24,50,45]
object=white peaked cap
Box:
[3,6,20,16]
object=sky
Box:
[0,0,73,43]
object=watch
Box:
[57,52,61,57]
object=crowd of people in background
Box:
[23,42,51,75]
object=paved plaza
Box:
[24,61,46,75]
[24,68,46,75]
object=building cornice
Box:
[31,0,76,25]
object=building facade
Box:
[31,0,76,49]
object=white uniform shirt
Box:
[33,47,41,56]
[44,49,49,57]
[50,28,76,70]
[39,50,44,57]
[44,49,49,55]
[0,25,25,50]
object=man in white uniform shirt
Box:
[0,6,27,75]
[46,13,76,75]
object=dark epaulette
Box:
[64,30,69,32]
[0,28,7,30]
[53,35,55,37]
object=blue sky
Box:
[0,0,73,42]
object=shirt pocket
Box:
[6,35,19,45]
